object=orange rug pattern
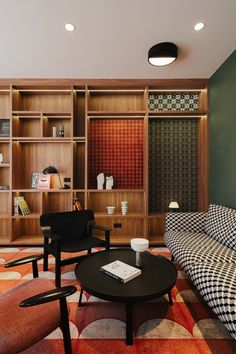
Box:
[0,247,236,354]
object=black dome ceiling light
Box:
[148,42,178,66]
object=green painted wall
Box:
[209,50,236,208]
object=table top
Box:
[75,249,177,303]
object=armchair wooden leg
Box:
[78,288,84,307]
[55,258,61,288]
[43,249,49,271]
[32,259,39,278]
[60,298,72,354]
[55,242,61,288]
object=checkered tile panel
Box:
[148,92,199,111]
[165,212,207,232]
[204,204,236,251]
[189,262,236,339]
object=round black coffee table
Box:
[75,248,177,345]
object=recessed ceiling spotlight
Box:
[194,22,205,31]
[65,23,76,32]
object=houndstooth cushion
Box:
[204,204,236,251]
[189,262,236,339]
[166,212,207,233]
[165,230,236,274]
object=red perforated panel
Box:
[89,119,143,189]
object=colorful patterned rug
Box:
[0,247,236,354]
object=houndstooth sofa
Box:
[164,204,236,339]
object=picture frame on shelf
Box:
[37,173,51,190]
[31,172,40,189]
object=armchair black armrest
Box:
[5,254,44,278]
[41,225,62,240]
[90,222,112,250]
[20,285,77,307]
[91,224,112,232]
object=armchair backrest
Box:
[40,210,95,242]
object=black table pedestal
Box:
[126,302,133,345]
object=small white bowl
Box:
[106,206,115,215]
[131,238,149,252]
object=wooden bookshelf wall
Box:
[0,79,208,245]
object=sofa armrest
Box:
[165,212,207,232]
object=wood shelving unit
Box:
[0,79,208,245]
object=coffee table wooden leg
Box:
[126,303,133,345]
[168,291,173,305]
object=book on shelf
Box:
[0,119,10,137]
[100,260,141,283]
[73,198,83,211]
[37,173,51,189]
[14,197,31,216]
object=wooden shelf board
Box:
[12,213,41,219]
[11,236,43,243]
[95,212,145,218]
[12,112,41,117]
[88,88,145,93]
[0,238,11,244]
[12,137,71,142]
[88,111,146,117]
[43,113,71,118]
[42,189,72,193]
[12,111,71,116]
[88,189,144,193]
[12,189,71,193]
[148,110,206,117]
[12,189,42,192]
[0,163,10,167]
[73,137,86,141]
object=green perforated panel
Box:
[149,118,199,212]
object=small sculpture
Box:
[121,200,128,215]
[97,173,105,190]
[106,176,113,190]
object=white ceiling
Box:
[0,0,235,79]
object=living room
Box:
[0,1,235,353]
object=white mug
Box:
[106,206,115,215]
[0,153,3,164]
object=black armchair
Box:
[1,254,76,354]
[40,209,112,287]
